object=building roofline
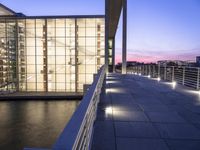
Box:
[0,3,16,15]
[0,14,105,19]
[0,3,105,19]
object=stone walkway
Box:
[92,73,200,150]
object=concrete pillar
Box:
[122,0,127,74]
[105,0,109,73]
[112,38,115,72]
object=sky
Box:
[1,0,200,63]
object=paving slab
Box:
[112,103,142,111]
[115,122,160,138]
[155,123,200,139]
[116,138,169,150]
[113,110,149,122]
[135,98,163,104]
[91,121,116,150]
[184,104,200,113]
[139,104,171,112]
[146,112,186,123]
[166,139,200,150]
[177,109,200,124]
[96,107,113,121]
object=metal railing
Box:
[127,64,200,90]
[24,65,106,150]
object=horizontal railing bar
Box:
[128,65,200,90]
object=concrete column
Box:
[105,0,109,73]
[112,38,115,72]
[122,0,127,74]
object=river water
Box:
[0,100,80,150]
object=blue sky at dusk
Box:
[1,0,200,63]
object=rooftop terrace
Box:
[92,73,200,150]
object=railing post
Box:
[143,65,145,75]
[149,65,151,76]
[139,66,141,74]
[141,65,143,75]
[164,66,167,80]
[172,66,174,82]
[146,65,148,75]
[182,67,185,85]
[158,64,160,79]
[135,66,138,73]
[153,65,155,77]
[197,68,199,90]
[135,66,136,74]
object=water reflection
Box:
[0,100,79,150]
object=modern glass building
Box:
[0,4,105,93]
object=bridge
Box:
[24,65,200,150]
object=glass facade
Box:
[0,19,17,92]
[0,17,105,93]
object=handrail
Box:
[24,65,106,150]
[127,65,200,90]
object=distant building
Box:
[196,56,200,67]
[126,61,144,67]
[157,60,191,67]
[115,61,144,71]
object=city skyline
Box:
[1,0,200,63]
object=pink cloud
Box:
[115,48,199,64]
